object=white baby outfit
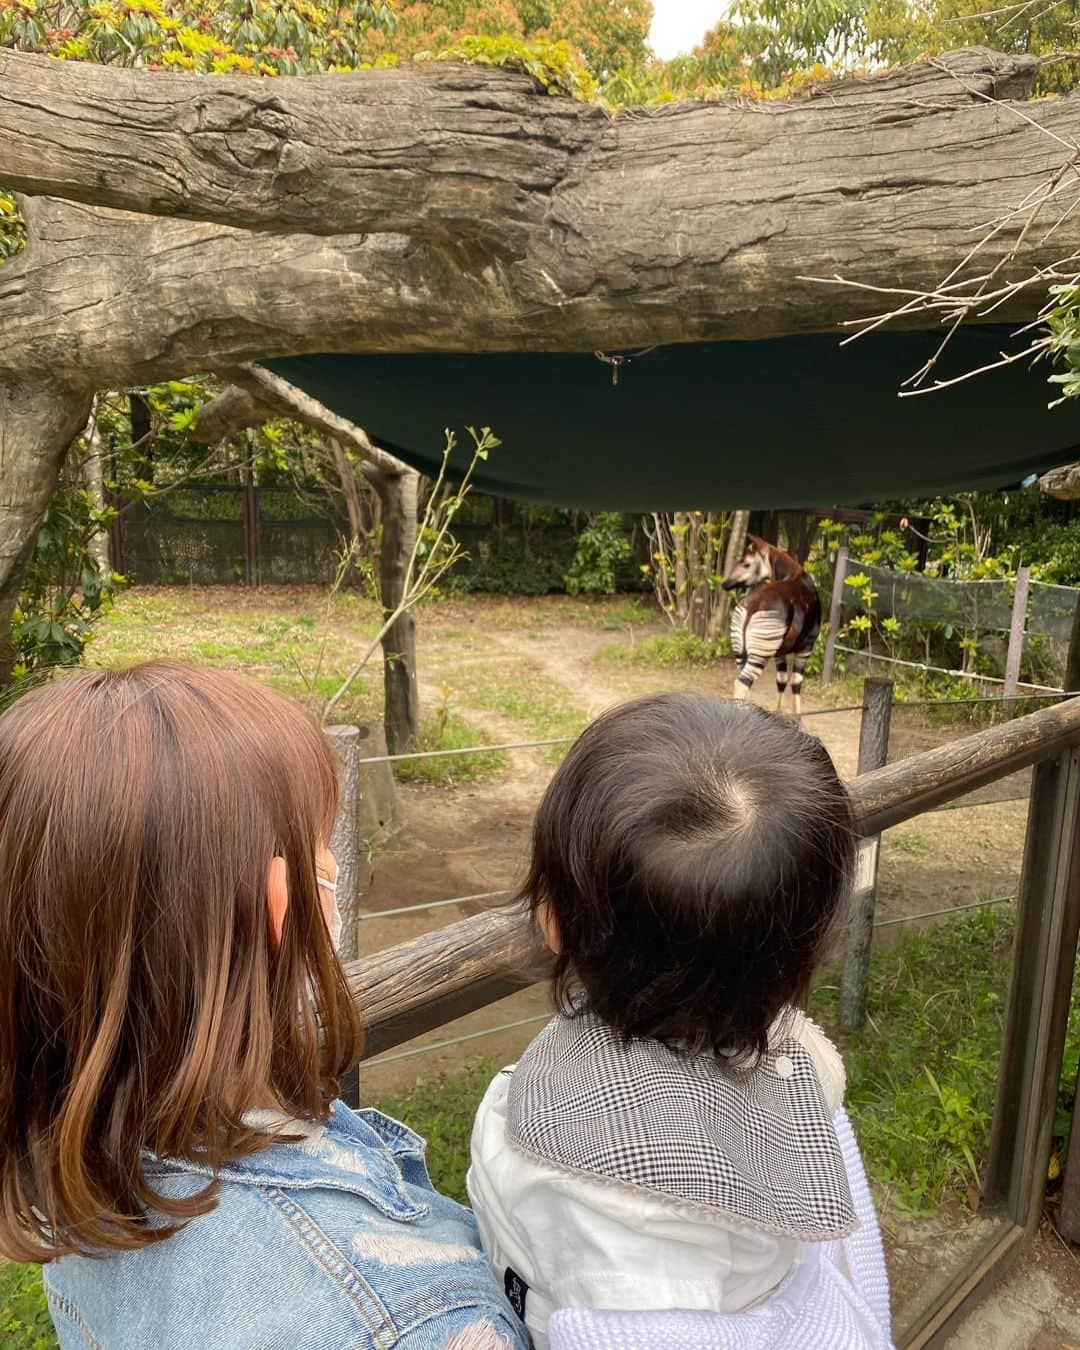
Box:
[467,1009,893,1350]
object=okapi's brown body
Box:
[722,537,822,716]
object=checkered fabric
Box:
[546,1105,894,1350]
[507,1013,855,1241]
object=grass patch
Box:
[392,711,507,788]
[593,598,654,631]
[90,588,384,727]
[595,630,730,668]
[885,830,932,857]
[810,906,1018,1218]
[462,668,588,761]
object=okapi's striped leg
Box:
[732,609,788,702]
[790,653,810,719]
[733,659,764,699]
[775,656,791,712]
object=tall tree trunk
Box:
[128,392,153,485]
[716,509,750,634]
[330,436,365,544]
[0,374,93,684]
[782,510,812,564]
[82,398,111,577]
[367,467,420,754]
[673,512,690,626]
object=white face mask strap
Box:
[317,872,343,952]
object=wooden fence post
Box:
[325,724,363,965]
[242,466,260,587]
[1003,565,1031,700]
[821,543,849,686]
[839,676,894,1032]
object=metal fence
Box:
[821,551,1079,695]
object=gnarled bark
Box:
[1,47,1077,385]
[1039,463,1080,499]
[0,374,93,682]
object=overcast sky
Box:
[649,0,732,58]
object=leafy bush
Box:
[564,513,632,596]
[0,1261,53,1350]
[10,483,115,682]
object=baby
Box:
[468,693,889,1348]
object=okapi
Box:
[722,536,822,717]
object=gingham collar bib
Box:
[506,1012,856,1242]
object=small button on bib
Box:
[774,1055,795,1079]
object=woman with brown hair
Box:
[0,662,527,1349]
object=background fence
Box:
[110,483,644,593]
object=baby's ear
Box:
[535,899,562,955]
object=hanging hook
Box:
[593,346,659,387]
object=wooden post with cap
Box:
[839,676,894,1032]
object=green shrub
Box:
[0,1261,54,1350]
[564,513,633,596]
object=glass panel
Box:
[809,700,1033,1340]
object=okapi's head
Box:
[721,535,775,591]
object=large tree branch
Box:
[3,47,1078,371]
[1039,462,1080,498]
[192,365,409,477]
[0,48,1036,236]
[0,53,596,248]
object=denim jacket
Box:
[44,1102,531,1350]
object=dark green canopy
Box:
[269,327,1080,510]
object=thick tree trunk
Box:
[128,392,153,486]
[0,374,93,683]
[367,468,420,755]
[717,509,750,634]
[1040,463,1080,499]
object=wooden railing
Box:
[345,695,1080,1059]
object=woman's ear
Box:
[267,856,289,948]
[536,899,561,955]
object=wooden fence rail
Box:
[345,695,1080,1060]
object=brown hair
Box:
[0,661,362,1261]
[520,693,854,1063]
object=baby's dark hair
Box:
[520,693,855,1062]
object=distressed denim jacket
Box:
[44,1102,531,1350]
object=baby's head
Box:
[522,693,854,1061]
[0,662,361,1259]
